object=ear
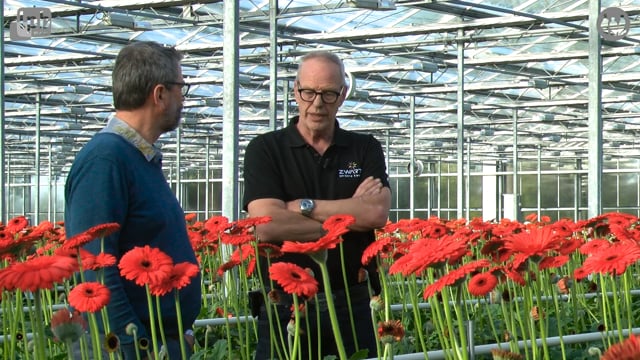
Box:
[152,84,166,105]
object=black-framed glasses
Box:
[296,82,343,104]
[165,81,190,96]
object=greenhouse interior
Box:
[3,0,640,359]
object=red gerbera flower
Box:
[118,246,173,287]
[467,272,498,297]
[361,236,393,265]
[220,233,255,246]
[88,252,117,270]
[601,335,640,360]
[389,234,468,277]
[322,214,355,233]
[28,220,55,238]
[538,255,569,271]
[579,238,611,255]
[423,259,491,299]
[268,262,318,299]
[54,247,95,271]
[204,216,233,236]
[0,230,35,257]
[0,255,77,292]
[68,282,111,313]
[84,223,121,240]
[556,236,584,256]
[6,216,29,235]
[149,262,200,296]
[257,243,283,258]
[281,227,346,254]
[62,232,95,250]
[184,213,197,223]
[232,216,272,229]
[579,241,640,276]
[502,226,563,259]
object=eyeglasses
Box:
[165,81,190,96]
[296,82,343,104]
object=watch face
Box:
[301,199,315,215]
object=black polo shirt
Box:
[243,116,389,292]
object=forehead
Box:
[297,58,344,86]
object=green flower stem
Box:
[32,289,47,360]
[622,271,633,332]
[65,338,75,360]
[153,296,168,356]
[338,244,359,351]
[483,300,500,345]
[523,280,538,360]
[87,312,104,360]
[316,260,347,359]
[143,284,160,359]
[289,295,301,360]
[439,286,462,360]
[598,276,612,347]
[609,275,623,342]
[547,276,566,359]
[407,277,427,354]
[253,248,287,360]
[173,290,188,360]
[511,281,531,360]
[533,281,549,360]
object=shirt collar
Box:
[100,117,162,163]
[287,116,349,148]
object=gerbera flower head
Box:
[268,262,318,299]
[84,223,121,240]
[204,216,232,237]
[377,319,405,344]
[579,238,611,255]
[423,259,491,299]
[361,236,393,265]
[502,226,563,260]
[0,255,77,292]
[322,214,355,233]
[6,216,29,235]
[89,252,117,270]
[467,272,498,297]
[579,241,640,276]
[118,245,173,287]
[184,213,197,223]
[68,282,111,313]
[50,308,86,343]
[149,262,200,296]
[62,232,95,250]
[601,335,640,360]
[281,227,345,255]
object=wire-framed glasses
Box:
[165,81,190,96]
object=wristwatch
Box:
[300,198,315,217]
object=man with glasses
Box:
[243,50,391,359]
[65,41,200,359]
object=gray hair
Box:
[296,50,346,86]
[112,41,183,110]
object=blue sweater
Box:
[64,131,201,346]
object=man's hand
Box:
[352,176,383,198]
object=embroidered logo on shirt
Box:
[338,161,362,178]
